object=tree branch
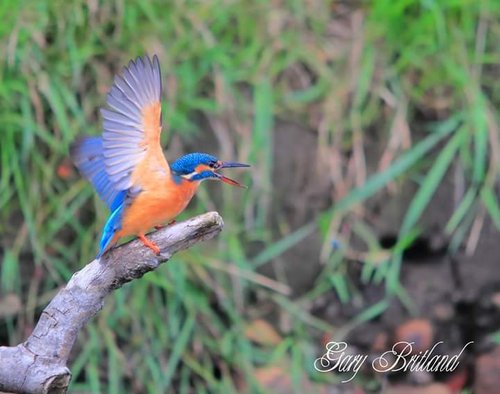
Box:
[0,212,224,394]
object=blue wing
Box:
[70,136,123,209]
[71,137,129,257]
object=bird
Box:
[71,55,249,258]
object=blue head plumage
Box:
[170,152,250,186]
[171,153,218,178]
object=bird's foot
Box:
[154,220,176,230]
[138,234,161,255]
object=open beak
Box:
[220,161,251,169]
[215,161,250,188]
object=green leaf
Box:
[400,128,465,236]
[446,188,477,234]
[472,94,488,184]
[352,298,389,325]
[162,314,195,388]
[1,250,20,293]
[481,186,500,229]
[250,222,316,268]
[320,114,461,224]
[330,273,350,304]
[388,127,465,292]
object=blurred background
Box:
[1,0,500,393]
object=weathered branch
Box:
[0,212,224,394]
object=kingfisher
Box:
[71,55,249,258]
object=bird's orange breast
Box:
[118,178,199,238]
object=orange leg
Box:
[138,234,161,255]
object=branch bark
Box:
[0,212,224,394]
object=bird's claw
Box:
[154,220,176,231]
[138,234,161,255]
[149,243,161,255]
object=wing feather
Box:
[102,109,143,128]
[70,137,122,209]
[113,77,143,109]
[107,91,140,118]
[102,54,166,190]
[152,56,162,99]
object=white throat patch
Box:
[181,171,198,180]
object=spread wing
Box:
[70,136,123,209]
[101,54,167,190]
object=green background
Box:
[0,0,499,392]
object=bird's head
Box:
[171,153,250,187]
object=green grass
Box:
[0,0,499,392]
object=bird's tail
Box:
[96,206,124,258]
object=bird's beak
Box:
[219,161,251,169]
[215,161,250,188]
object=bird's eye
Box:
[210,160,220,169]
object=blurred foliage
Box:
[0,0,499,392]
